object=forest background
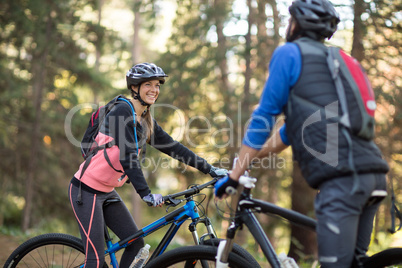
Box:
[0,0,401,265]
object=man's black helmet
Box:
[289,0,340,40]
[126,62,168,89]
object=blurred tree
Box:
[288,162,317,262]
[351,0,365,61]
[0,0,399,258]
[156,0,233,182]
[363,0,402,240]
[0,0,118,231]
[247,0,289,254]
[130,0,144,227]
[157,0,293,254]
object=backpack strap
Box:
[327,47,360,194]
[102,140,123,173]
[76,140,124,205]
[388,176,402,234]
[389,198,402,234]
[117,97,139,156]
[327,47,351,128]
[76,152,94,205]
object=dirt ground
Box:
[1,234,22,265]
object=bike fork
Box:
[216,219,239,268]
[189,218,217,245]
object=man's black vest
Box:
[284,37,388,188]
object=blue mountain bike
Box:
[4,176,259,268]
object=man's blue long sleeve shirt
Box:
[242,42,302,149]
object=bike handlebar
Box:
[162,177,220,206]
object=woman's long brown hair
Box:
[130,86,154,142]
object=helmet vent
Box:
[311,0,321,5]
[126,62,168,89]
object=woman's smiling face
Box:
[139,79,160,105]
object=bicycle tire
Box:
[363,248,402,268]
[145,245,253,268]
[202,238,260,267]
[3,233,108,268]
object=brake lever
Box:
[164,196,183,212]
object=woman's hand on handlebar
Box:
[142,193,165,207]
[209,166,228,178]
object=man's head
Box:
[286,0,340,42]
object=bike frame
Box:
[220,186,317,268]
[93,179,219,268]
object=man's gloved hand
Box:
[142,193,164,207]
[214,175,239,198]
[209,166,228,178]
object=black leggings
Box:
[69,182,144,268]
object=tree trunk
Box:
[132,0,141,64]
[243,0,252,118]
[213,0,241,237]
[22,13,52,231]
[232,0,254,247]
[288,161,318,262]
[256,0,269,73]
[351,0,365,61]
[0,174,6,226]
[131,0,143,225]
[94,0,104,104]
[267,0,280,49]
[213,0,240,157]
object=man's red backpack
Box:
[327,47,376,140]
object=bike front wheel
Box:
[145,245,253,268]
[4,233,107,268]
[363,248,402,268]
[201,238,260,267]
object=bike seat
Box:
[103,197,122,207]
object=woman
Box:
[69,62,226,268]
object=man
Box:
[215,0,389,267]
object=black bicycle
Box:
[4,176,259,268]
[145,172,402,268]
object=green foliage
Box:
[0,0,127,231]
[0,0,401,262]
[362,0,402,236]
[1,194,23,226]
